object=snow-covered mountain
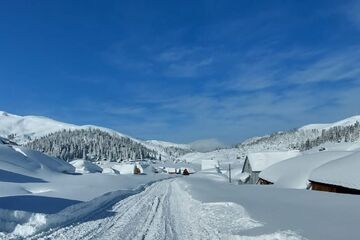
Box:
[0,111,191,161]
[299,116,360,131]
[237,115,360,153]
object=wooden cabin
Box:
[240,151,300,184]
[309,151,360,195]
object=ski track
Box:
[11,179,305,240]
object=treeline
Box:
[26,128,158,162]
[300,121,360,150]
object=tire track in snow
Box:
[24,179,305,240]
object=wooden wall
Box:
[310,181,360,195]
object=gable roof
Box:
[259,151,353,189]
[309,151,360,190]
[247,151,300,172]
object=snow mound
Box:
[309,151,360,190]
[260,151,354,189]
[70,160,103,174]
[0,145,75,176]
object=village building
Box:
[309,151,360,195]
[259,150,354,189]
[111,163,144,175]
[240,151,300,184]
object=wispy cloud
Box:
[285,47,360,84]
[164,57,213,78]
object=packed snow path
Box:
[27,179,303,240]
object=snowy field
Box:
[1,139,360,239]
[2,171,360,239]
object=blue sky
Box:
[1,0,360,144]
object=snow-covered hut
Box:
[309,152,360,194]
[241,151,300,184]
[111,163,144,175]
[70,159,103,174]
[259,151,353,189]
[164,167,176,174]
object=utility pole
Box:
[228,164,231,183]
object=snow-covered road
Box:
[19,179,300,240]
[22,178,301,240]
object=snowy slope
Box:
[300,115,360,130]
[0,144,75,176]
[0,111,189,159]
[179,148,244,165]
[238,115,360,153]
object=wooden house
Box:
[240,151,300,184]
[309,151,360,195]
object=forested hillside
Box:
[26,128,158,162]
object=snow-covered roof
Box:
[165,167,176,173]
[70,159,103,174]
[259,151,354,189]
[239,172,250,182]
[309,151,360,190]
[247,151,300,172]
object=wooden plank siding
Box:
[310,181,360,195]
[240,157,260,184]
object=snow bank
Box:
[0,145,74,176]
[181,173,360,240]
[2,182,156,238]
[247,150,300,172]
[309,151,360,190]
[260,151,354,189]
[70,159,103,174]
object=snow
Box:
[1,145,360,239]
[111,163,144,174]
[69,159,103,174]
[0,145,75,176]
[180,147,243,165]
[247,150,301,172]
[309,151,360,190]
[112,164,136,174]
[239,172,251,182]
[0,111,190,160]
[164,167,176,173]
[299,115,360,131]
[201,159,220,171]
[181,173,360,240]
[259,150,354,189]
[144,139,190,150]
